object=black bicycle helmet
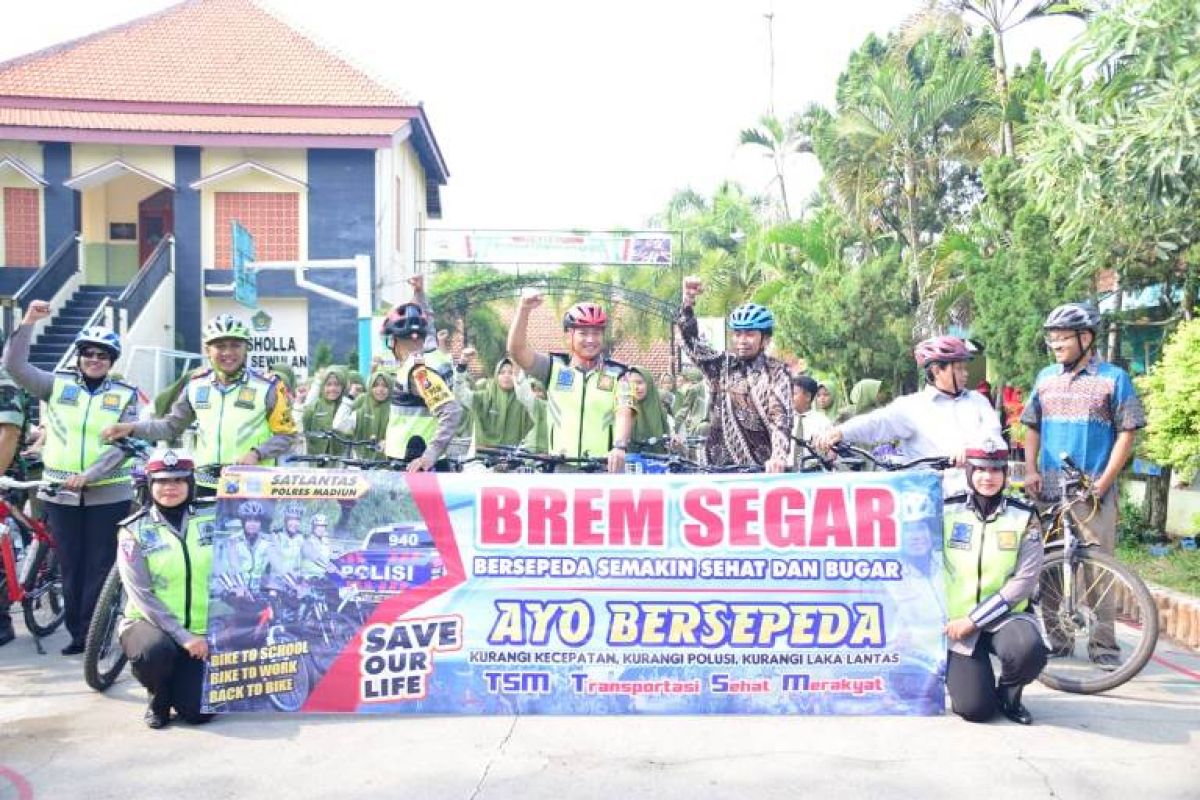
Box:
[381,303,429,340]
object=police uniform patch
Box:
[140,527,169,553]
[194,385,211,409]
[948,522,973,550]
[997,530,1019,551]
[58,384,81,405]
[102,392,122,411]
[413,366,452,409]
[555,370,575,390]
[120,538,138,561]
[597,375,614,392]
[197,522,215,546]
[234,387,257,409]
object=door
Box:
[138,189,174,265]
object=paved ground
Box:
[2,622,1198,800]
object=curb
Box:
[1147,583,1200,651]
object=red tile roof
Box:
[0,0,414,107]
[0,107,405,136]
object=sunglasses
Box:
[78,348,114,361]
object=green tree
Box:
[1137,319,1200,483]
[1018,0,1200,355]
[738,113,811,221]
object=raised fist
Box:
[519,287,544,310]
[461,346,477,360]
[407,274,425,294]
[23,300,52,325]
[682,276,703,306]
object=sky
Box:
[0,0,1085,233]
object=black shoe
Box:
[998,684,1033,725]
[0,624,14,647]
[61,641,85,656]
[143,707,170,729]
[1090,652,1121,670]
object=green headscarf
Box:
[629,366,669,452]
[304,366,349,455]
[837,379,883,422]
[472,358,533,447]
[352,370,393,459]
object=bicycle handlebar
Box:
[304,431,377,448]
[830,442,954,472]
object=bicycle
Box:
[0,475,68,653]
[1032,455,1158,694]
[629,450,762,475]
[474,446,609,474]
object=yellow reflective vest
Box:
[42,374,136,485]
[385,349,455,459]
[545,354,628,458]
[943,500,1033,620]
[124,506,216,635]
[185,369,276,475]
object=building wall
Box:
[306,148,375,361]
[71,144,175,185]
[42,143,77,255]
[0,143,45,266]
[0,140,47,263]
[379,132,429,305]
[174,147,203,352]
[198,149,308,267]
[79,172,164,284]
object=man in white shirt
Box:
[814,336,1002,495]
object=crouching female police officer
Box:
[116,448,216,729]
[943,438,1047,725]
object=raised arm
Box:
[507,288,545,373]
[675,276,725,379]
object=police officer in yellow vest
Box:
[379,276,464,472]
[4,300,141,655]
[507,289,634,473]
[944,438,1046,725]
[116,448,215,729]
[106,314,298,494]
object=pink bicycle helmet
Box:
[562,302,608,331]
[913,336,977,368]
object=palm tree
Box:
[901,1,1091,157]
[738,114,812,221]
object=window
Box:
[214,192,299,268]
[3,187,41,267]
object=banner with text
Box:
[203,468,946,715]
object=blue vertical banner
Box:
[204,469,947,715]
[232,221,257,309]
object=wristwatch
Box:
[612,441,628,451]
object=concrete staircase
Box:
[27,285,123,373]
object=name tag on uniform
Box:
[235,387,257,409]
[555,370,575,390]
[948,522,973,550]
[102,392,123,412]
[58,384,81,405]
[997,530,1019,551]
[197,522,215,546]
[194,385,211,409]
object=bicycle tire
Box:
[265,632,312,712]
[20,541,65,636]
[1035,548,1159,694]
[83,565,128,692]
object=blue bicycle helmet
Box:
[728,303,774,334]
[74,326,121,359]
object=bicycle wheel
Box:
[20,541,65,636]
[1035,548,1159,694]
[265,632,312,712]
[83,565,128,692]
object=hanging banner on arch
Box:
[201,467,946,715]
